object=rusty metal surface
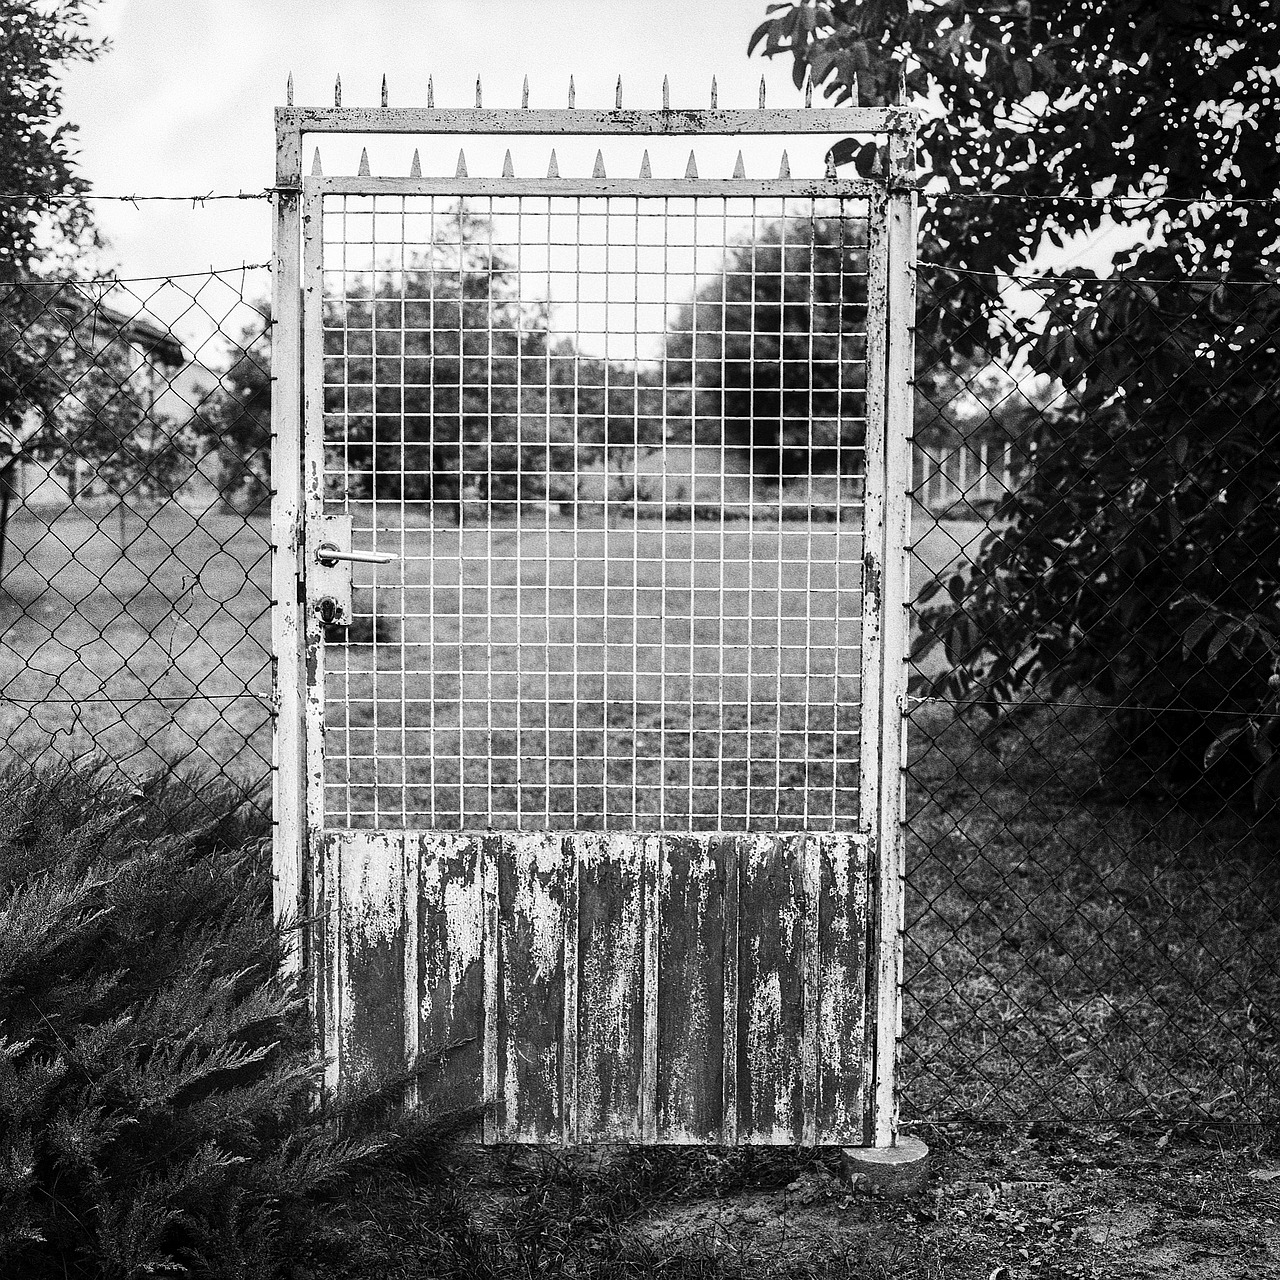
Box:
[285,92,914,1147]
[318,829,869,1144]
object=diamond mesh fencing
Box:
[0,266,273,806]
[904,262,1280,1125]
[1,207,1276,1126]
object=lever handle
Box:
[317,541,396,566]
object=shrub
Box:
[0,761,468,1279]
[914,277,1280,803]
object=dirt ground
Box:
[454,1123,1280,1279]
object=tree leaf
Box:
[1207,620,1243,663]
[1204,723,1246,769]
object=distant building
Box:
[0,295,214,507]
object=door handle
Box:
[316,542,396,566]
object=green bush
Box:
[0,762,469,1280]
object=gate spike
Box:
[310,147,323,176]
[639,149,651,178]
[409,148,422,178]
[358,147,371,177]
[662,75,670,110]
[898,61,908,103]
[804,70,813,107]
[286,72,294,106]
[778,149,790,178]
[381,74,388,107]
[546,148,559,178]
[502,149,514,178]
[733,150,745,178]
[334,73,342,107]
[616,75,623,109]
[710,76,717,109]
[427,75,434,108]
[476,76,482,107]
[593,149,606,178]
[522,75,529,108]
[684,150,698,179]
[759,75,766,109]
[825,149,837,180]
[568,75,575,108]
[849,72,858,106]
[455,148,468,178]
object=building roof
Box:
[48,293,186,368]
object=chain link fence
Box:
[0,266,273,804]
[1,207,1275,1126]
[904,260,1279,1125]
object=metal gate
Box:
[271,84,916,1146]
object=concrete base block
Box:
[840,1136,931,1196]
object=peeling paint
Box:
[327,828,872,1146]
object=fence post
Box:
[272,110,306,977]
[870,122,917,1149]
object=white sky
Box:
[55,0,1146,360]
[58,3,813,269]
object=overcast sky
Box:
[58,2,817,275]
[55,0,1141,354]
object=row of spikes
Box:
[316,146,826,180]
[285,68,901,109]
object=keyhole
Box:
[318,597,338,624]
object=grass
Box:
[1,501,1275,1130]
[0,501,987,822]
[0,501,272,790]
[901,699,1280,1125]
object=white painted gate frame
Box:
[270,97,917,1148]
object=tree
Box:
[204,319,272,513]
[0,1,104,574]
[330,206,574,513]
[0,0,101,277]
[753,0,1280,798]
[664,214,869,475]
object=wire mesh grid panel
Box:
[313,191,872,833]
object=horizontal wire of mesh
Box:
[903,263,1280,1124]
[318,193,870,832]
[0,269,273,805]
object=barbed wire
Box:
[1,191,271,203]
[6,188,1278,206]
[0,264,272,285]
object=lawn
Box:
[0,502,273,789]
[1,501,1274,1131]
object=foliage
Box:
[2,283,198,513]
[0,0,105,520]
[664,215,868,475]
[0,761,470,1279]
[0,0,102,278]
[753,0,1280,795]
[203,317,273,513]
[315,205,660,511]
[915,273,1280,796]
